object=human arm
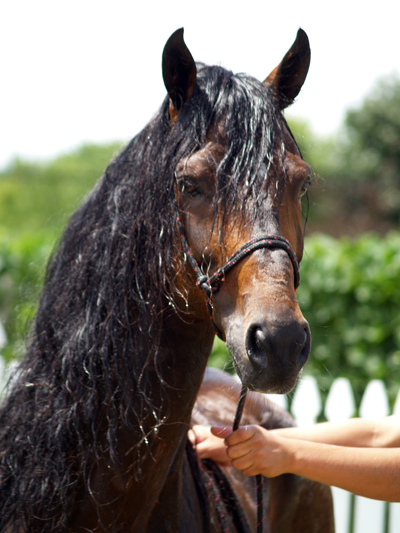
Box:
[270,415,400,448]
[223,424,400,502]
[190,415,400,459]
[189,419,400,501]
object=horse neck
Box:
[139,306,214,448]
[115,309,214,530]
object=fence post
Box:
[353,380,389,533]
[291,375,321,427]
[324,378,356,533]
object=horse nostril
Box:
[255,328,266,344]
[297,324,311,370]
[245,321,311,370]
[246,325,270,363]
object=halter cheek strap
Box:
[175,213,300,339]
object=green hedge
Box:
[300,232,400,408]
[0,231,53,360]
[0,143,122,236]
[2,232,400,407]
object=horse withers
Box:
[0,28,334,532]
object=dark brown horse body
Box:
[0,29,334,531]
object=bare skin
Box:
[189,416,400,502]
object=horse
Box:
[0,28,334,532]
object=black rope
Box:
[202,458,251,533]
[233,387,264,533]
[207,236,300,293]
[232,387,248,433]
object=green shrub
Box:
[0,143,122,236]
[299,232,400,408]
[0,231,53,360]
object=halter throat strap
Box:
[176,212,300,338]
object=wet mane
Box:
[0,65,290,531]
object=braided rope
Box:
[207,236,300,293]
[233,387,264,533]
[202,458,251,533]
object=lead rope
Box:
[233,387,264,533]
[176,209,300,533]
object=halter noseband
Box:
[175,212,300,339]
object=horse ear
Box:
[264,29,310,110]
[162,28,197,124]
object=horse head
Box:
[163,28,311,394]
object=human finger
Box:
[210,426,232,439]
[225,425,256,446]
[231,452,255,473]
[226,441,253,460]
[188,429,196,444]
[190,425,212,444]
[196,435,230,464]
[239,464,262,477]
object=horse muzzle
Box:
[228,313,311,394]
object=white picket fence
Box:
[266,375,400,533]
[0,316,398,533]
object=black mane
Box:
[0,65,289,531]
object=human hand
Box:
[188,425,232,465]
[225,425,293,478]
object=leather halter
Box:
[175,211,300,338]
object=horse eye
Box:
[177,176,201,196]
[299,178,311,198]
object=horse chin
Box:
[230,350,302,395]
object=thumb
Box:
[211,426,233,439]
[188,429,196,445]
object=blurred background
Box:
[1,0,400,414]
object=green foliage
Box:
[0,142,123,360]
[0,231,53,361]
[0,143,123,236]
[208,336,232,371]
[293,75,400,234]
[299,232,400,408]
[345,75,400,178]
[341,76,400,224]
